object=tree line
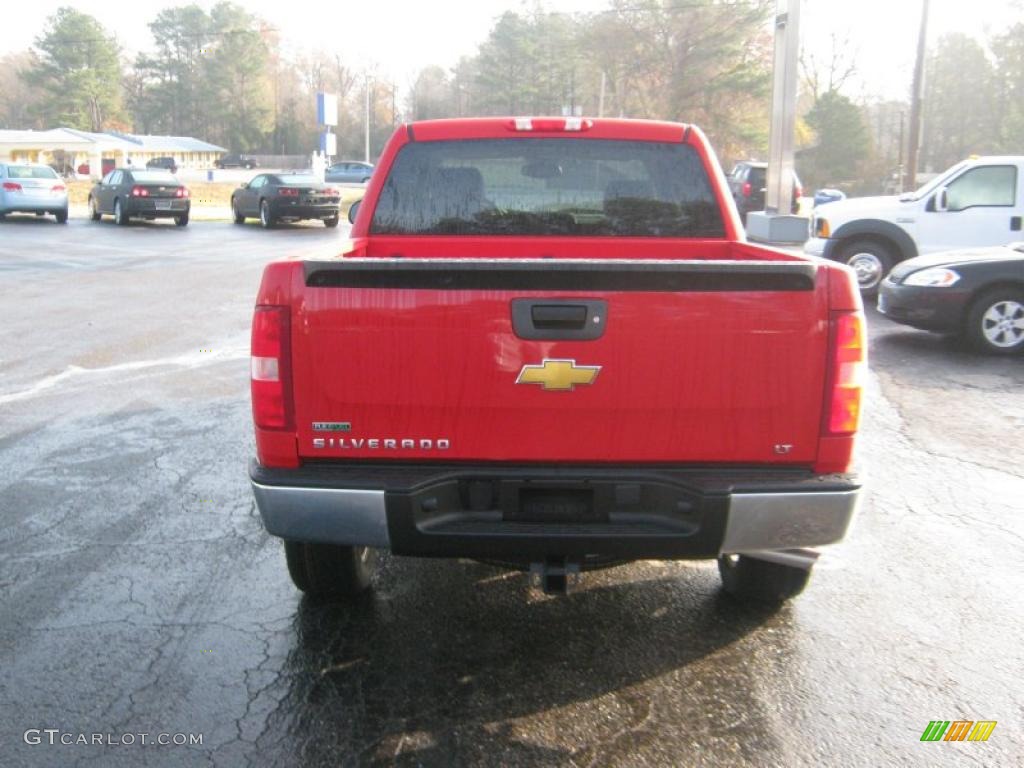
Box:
[0,1,1020,193]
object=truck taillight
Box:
[278,188,299,197]
[131,186,149,197]
[175,187,189,198]
[826,311,865,435]
[251,306,291,430]
[506,117,594,132]
[2,182,22,192]
[741,181,752,197]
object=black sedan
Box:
[878,244,1024,354]
[231,173,341,228]
[88,169,190,226]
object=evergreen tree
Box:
[28,7,125,131]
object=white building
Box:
[0,128,227,177]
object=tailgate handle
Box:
[532,304,587,329]
[512,299,607,340]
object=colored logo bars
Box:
[920,720,997,742]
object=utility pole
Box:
[904,0,930,191]
[897,110,905,190]
[364,75,371,164]
[598,71,606,118]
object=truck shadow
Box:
[264,556,785,765]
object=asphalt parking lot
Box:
[0,217,1021,767]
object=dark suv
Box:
[146,156,178,174]
[216,154,258,170]
[728,161,802,218]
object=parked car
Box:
[325,160,374,184]
[231,172,341,228]
[878,243,1024,354]
[0,163,69,223]
[216,154,258,169]
[728,161,802,219]
[88,169,190,226]
[806,156,1024,295]
[146,156,178,173]
[248,116,865,605]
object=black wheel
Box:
[839,239,894,296]
[231,198,245,224]
[965,288,1024,355]
[114,198,129,226]
[283,541,377,598]
[245,162,254,170]
[718,554,811,604]
[55,208,68,224]
[89,197,101,221]
[259,200,275,229]
[175,212,189,227]
[324,215,340,228]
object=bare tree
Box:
[801,32,858,101]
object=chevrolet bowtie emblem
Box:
[516,359,601,391]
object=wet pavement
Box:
[1,217,1021,767]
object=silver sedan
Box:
[0,163,69,223]
[325,160,374,184]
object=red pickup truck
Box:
[249,117,865,603]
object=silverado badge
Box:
[516,359,601,391]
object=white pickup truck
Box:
[805,156,1024,294]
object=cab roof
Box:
[406,117,691,143]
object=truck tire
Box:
[55,208,68,224]
[283,541,377,598]
[717,554,811,603]
[89,197,101,221]
[839,239,894,296]
[965,288,1024,354]
[323,215,340,228]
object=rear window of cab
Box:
[371,138,725,238]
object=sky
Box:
[2,0,1022,102]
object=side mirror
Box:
[935,187,949,212]
[348,199,361,225]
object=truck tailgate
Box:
[292,259,829,465]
